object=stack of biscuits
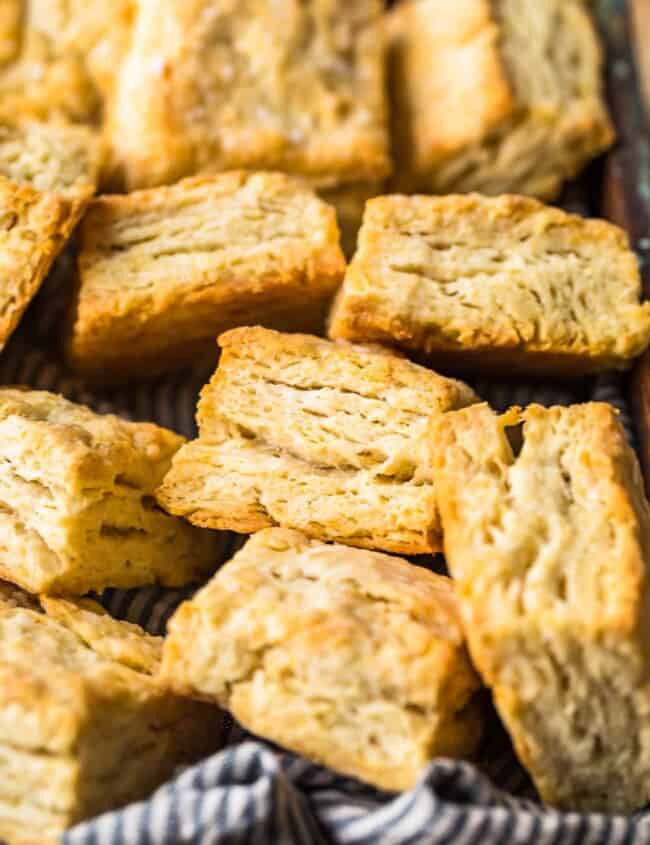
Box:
[0,0,647,841]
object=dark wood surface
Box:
[632,0,650,113]
[600,0,650,487]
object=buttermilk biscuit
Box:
[161,527,483,791]
[156,327,477,555]
[329,194,650,376]
[0,0,134,125]
[0,388,218,595]
[0,174,90,353]
[430,402,650,812]
[388,0,614,198]
[0,600,221,844]
[105,0,390,191]
[67,172,346,380]
[0,121,102,198]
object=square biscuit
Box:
[105,0,390,191]
[0,388,219,595]
[329,194,650,376]
[0,0,133,126]
[0,598,221,844]
[67,172,346,380]
[388,0,614,198]
[156,326,477,555]
[0,174,91,353]
[430,402,650,812]
[0,121,102,199]
[160,527,483,792]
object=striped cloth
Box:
[63,739,650,845]
[3,250,647,843]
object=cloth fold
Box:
[64,740,650,845]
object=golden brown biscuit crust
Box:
[0,388,219,594]
[156,326,477,555]
[161,527,483,791]
[67,172,346,380]
[388,0,614,199]
[105,0,390,191]
[0,175,88,352]
[0,601,222,843]
[40,597,162,674]
[0,0,134,125]
[329,193,650,375]
[430,402,650,812]
[0,121,102,198]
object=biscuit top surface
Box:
[25,0,135,93]
[209,326,477,422]
[0,604,163,753]
[431,402,650,634]
[0,171,74,234]
[225,528,465,644]
[0,0,134,123]
[332,194,650,360]
[0,121,101,196]
[168,528,477,711]
[40,597,162,675]
[0,388,185,491]
[108,0,389,188]
[360,193,630,246]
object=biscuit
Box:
[156,326,477,555]
[0,121,102,198]
[0,388,219,595]
[0,174,90,353]
[388,0,614,198]
[0,600,221,844]
[329,194,650,375]
[67,172,346,380]
[105,0,390,191]
[430,402,650,812]
[0,0,134,125]
[160,527,483,792]
[40,597,162,674]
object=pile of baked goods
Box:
[0,0,647,841]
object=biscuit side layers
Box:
[0,174,90,354]
[0,0,134,125]
[0,602,221,844]
[156,327,477,555]
[388,0,613,198]
[160,528,483,792]
[0,121,102,198]
[67,172,346,380]
[431,402,650,813]
[0,389,219,595]
[329,194,650,376]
